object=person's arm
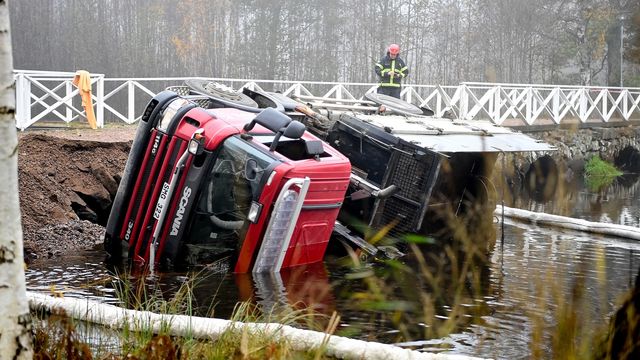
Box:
[397,58,408,79]
[375,58,384,78]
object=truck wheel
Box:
[185,79,258,108]
[365,92,423,115]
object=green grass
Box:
[584,156,623,191]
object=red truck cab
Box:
[105,91,351,273]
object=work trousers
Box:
[376,86,401,99]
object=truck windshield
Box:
[182,136,277,266]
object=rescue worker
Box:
[375,44,408,99]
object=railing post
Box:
[96,75,104,128]
[459,84,469,120]
[127,80,135,124]
[579,87,588,122]
[552,87,560,124]
[15,73,31,130]
[65,81,73,123]
[622,89,629,120]
[492,86,500,123]
[602,89,608,121]
[525,87,533,124]
[405,86,413,104]
[14,73,24,129]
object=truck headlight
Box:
[247,201,263,223]
[252,177,310,273]
[188,129,205,155]
[188,138,203,155]
[157,98,189,133]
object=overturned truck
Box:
[105,81,553,272]
[104,89,351,273]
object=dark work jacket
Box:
[375,53,409,88]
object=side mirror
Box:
[305,140,324,157]
[243,108,291,133]
[269,120,307,152]
[283,120,306,139]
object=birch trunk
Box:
[0,1,33,358]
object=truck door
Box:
[165,136,279,267]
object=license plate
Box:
[153,182,171,220]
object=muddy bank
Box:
[17,127,135,261]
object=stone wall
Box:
[530,126,640,164]
[494,125,640,193]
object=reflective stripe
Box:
[378,58,405,86]
[389,60,396,85]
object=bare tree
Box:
[7,0,640,87]
[0,1,33,359]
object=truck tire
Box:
[364,92,423,115]
[185,79,258,108]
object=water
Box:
[25,175,640,359]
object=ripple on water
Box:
[26,254,119,304]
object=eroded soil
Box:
[17,126,135,261]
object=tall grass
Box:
[335,153,638,359]
[33,269,339,360]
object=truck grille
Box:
[122,131,186,261]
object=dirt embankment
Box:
[17,126,135,261]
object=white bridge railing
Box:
[14,70,640,130]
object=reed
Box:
[32,268,338,360]
[332,151,639,359]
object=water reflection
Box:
[236,264,335,317]
[516,170,640,227]
[25,249,119,305]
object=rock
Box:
[91,164,119,198]
[71,201,98,223]
[76,163,91,172]
[71,182,112,213]
[50,205,72,223]
[68,191,86,207]
[31,220,107,259]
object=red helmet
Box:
[388,44,400,55]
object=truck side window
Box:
[181,136,277,265]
